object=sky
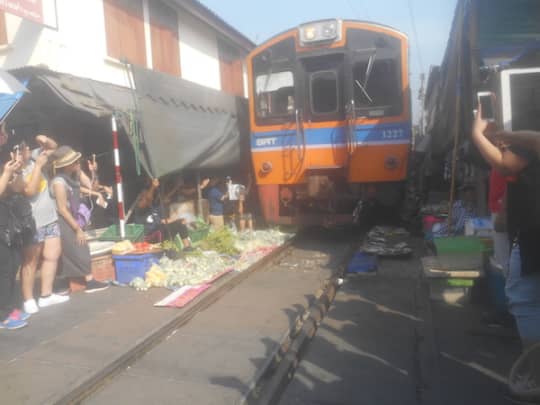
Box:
[199,0,458,124]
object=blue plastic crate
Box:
[113,253,160,284]
[347,252,377,274]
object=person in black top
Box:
[0,155,35,329]
[134,176,203,251]
[472,106,540,350]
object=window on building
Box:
[149,1,180,76]
[0,12,7,45]
[103,0,146,66]
[219,41,244,97]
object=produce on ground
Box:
[128,228,294,291]
[197,227,239,255]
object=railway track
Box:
[56,228,358,405]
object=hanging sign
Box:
[0,0,43,25]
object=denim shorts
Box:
[506,245,540,344]
[33,222,61,244]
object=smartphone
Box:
[477,91,495,122]
[12,144,21,161]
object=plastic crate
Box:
[91,254,115,282]
[98,224,144,242]
[113,253,160,284]
[188,226,210,243]
[428,278,474,304]
[434,236,486,255]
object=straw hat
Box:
[53,145,81,169]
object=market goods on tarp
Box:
[360,226,413,256]
[130,277,148,291]
[154,253,234,289]
[127,229,294,291]
[198,227,239,255]
[234,229,293,252]
[112,240,135,255]
[145,265,167,288]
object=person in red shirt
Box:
[488,169,509,274]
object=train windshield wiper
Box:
[355,79,373,104]
[355,51,377,104]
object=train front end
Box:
[248,19,411,225]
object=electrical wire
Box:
[407,0,425,75]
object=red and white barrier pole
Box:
[112,115,126,239]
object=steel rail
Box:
[51,239,296,405]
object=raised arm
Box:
[471,107,529,175]
[137,178,159,209]
[23,151,48,197]
[79,170,93,190]
[35,135,58,152]
[0,159,21,196]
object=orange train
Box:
[247,19,412,225]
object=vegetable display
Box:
[128,228,293,291]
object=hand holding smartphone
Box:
[477,91,495,122]
[12,144,22,163]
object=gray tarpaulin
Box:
[130,65,242,178]
[9,66,245,178]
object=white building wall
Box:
[177,11,221,90]
[0,0,234,93]
[0,0,130,87]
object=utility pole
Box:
[418,72,426,139]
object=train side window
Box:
[310,71,338,114]
[255,71,295,118]
[353,59,402,116]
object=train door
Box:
[298,53,346,160]
[297,54,349,215]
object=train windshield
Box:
[353,58,402,116]
[255,71,295,118]
[311,71,338,114]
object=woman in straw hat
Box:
[50,146,109,293]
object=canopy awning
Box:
[130,64,244,178]
[8,66,247,178]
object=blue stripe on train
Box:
[251,122,411,149]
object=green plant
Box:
[161,239,181,252]
[199,227,239,255]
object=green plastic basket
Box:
[434,236,486,255]
[188,226,210,243]
[446,279,475,287]
[98,224,144,242]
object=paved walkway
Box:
[1,235,521,405]
[84,239,348,404]
[279,252,521,405]
[1,236,349,405]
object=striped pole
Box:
[112,115,126,239]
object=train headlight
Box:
[299,19,341,46]
[304,27,317,41]
[384,156,400,170]
[261,161,273,174]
